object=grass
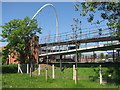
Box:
[2,67,120,88]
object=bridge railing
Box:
[40,25,116,44]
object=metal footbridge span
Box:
[39,25,120,57]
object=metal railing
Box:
[40,25,116,44]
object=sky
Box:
[0,2,116,55]
[1,2,106,44]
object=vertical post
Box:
[18,64,20,73]
[99,65,102,85]
[118,50,120,61]
[75,44,79,67]
[46,69,48,81]
[73,65,75,80]
[113,49,115,62]
[18,64,23,73]
[38,64,40,75]
[93,51,95,62]
[75,68,77,85]
[52,64,55,79]
[79,53,81,62]
[30,63,32,77]
[47,56,49,64]
[60,55,62,72]
[75,45,78,85]
[27,64,29,74]
[8,55,11,64]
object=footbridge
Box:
[39,25,120,57]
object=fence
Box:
[18,63,120,85]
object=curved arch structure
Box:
[32,4,59,42]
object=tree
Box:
[74,2,120,37]
[93,52,97,62]
[105,54,108,59]
[73,2,120,84]
[0,16,41,64]
[99,53,104,60]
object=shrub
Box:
[89,66,120,84]
[104,66,120,84]
[2,64,18,73]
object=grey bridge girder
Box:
[39,42,120,57]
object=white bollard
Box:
[27,64,29,74]
[19,66,23,73]
[74,68,77,84]
[52,64,55,79]
[99,65,102,85]
[18,64,23,73]
[8,55,11,64]
[73,65,75,80]
[38,64,40,75]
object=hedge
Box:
[2,64,18,73]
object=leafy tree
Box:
[73,2,120,84]
[0,16,41,64]
[105,66,120,84]
[105,54,108,59]
[74,2,120,37]
[93,52,97,62]
[99,53,104,60]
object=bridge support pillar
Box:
[117,50,120,62]
[113,49,115,62]
[60,55,62,72]
[116,50,120,62]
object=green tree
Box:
[73,2,120,84]
[93,52,97,62]
[105,54,108,59]
[74,2,120,37]
[0,16,41,64]
[99,53,104,60]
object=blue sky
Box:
[1,2,107,45]
[1,2,112,55]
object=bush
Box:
[2,64,18,73]
[89,68,99,81]
[104,67,120,84]
[90,66,120,84]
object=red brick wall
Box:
[1,36,39,64]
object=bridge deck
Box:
[39,42,120,57]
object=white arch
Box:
[32,4,59,42]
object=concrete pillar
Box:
[113,49,115,62]
[60,55,62,72]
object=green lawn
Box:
[2,67,120,88]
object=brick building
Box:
[0,36,39,64]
